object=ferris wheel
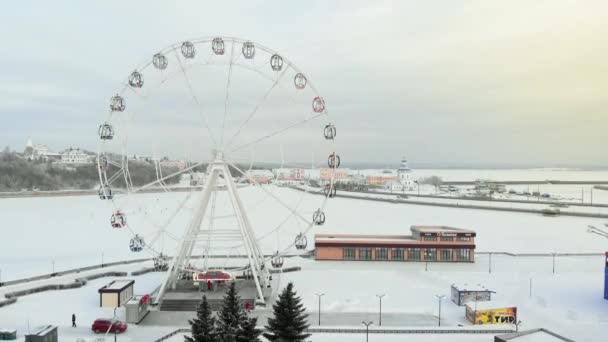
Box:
[96,36,339,304]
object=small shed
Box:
[125,294,150,324]
[0,329,17,341]
[451,283,494,306]
[24,325,57,342]
[98,280,134,308]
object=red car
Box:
[91,319,127,334]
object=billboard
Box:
[466,306,517,325]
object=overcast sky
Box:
[1,0,607,167]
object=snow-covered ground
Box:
[1,185,607,279]
[1,177,608,341]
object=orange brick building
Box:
[315,226,476,262]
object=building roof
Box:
[411,225,476,234]
[99,279,134,293]
[495,329,575,342]
[314,233,476,249]
[451,283,492,292]
[465,301,515,310]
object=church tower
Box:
[397,157,414,190]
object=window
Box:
[424,248,437,261]
[343,248,356,260]
[375,248,388,261]
[408,248,421,261]
[441,249,453,261]
[440,236,453,242]
[423,236,436,241]
[391,248,404,261]
[359,248,372,261]
[457,236,471,242]
[456,249,471,261]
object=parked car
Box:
[92,319,127,334]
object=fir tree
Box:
[185,295,217,342]
[216,282,245,342]
[236,316,261,342]
[263,282,311,342]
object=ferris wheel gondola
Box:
[295,234,308,250]
[129,235,145,252]
[110,211,126,229]
[313,209,326,226]
[271,251,284,269]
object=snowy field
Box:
[1,176,608,341]
[1,185,607,281]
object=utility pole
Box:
[361,320,373,342]
[435,295,446,326]
[376,294,385,326]
[314,293,325,326]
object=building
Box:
[24,325,57,342]
[60,148,91,164]
[160,159,187,170]
[494,329,575,342]
[24,138,61,161]
[366,171,398,186]
[315,226,476,262]
[451,283,494,306]
[465,302,517,325]
[319,168,350,181]
[274,168,304,181]
[397,157,415,190]
[98,280,135,308]
[246,169,274,184]
[125,295,151,324]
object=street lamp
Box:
[435,294,446,327]
[376,294,385,326]
[314,293,325,326]
[361,320,373,342]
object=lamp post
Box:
[488,252,492,274]
[376,294,385,326]
[361,320,373,342]
[435,294,446,326]
[552,253,556,275]
[314,293,325,326]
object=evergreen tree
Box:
[185,295,217,342]
[236,316,261,342]
[263,282,310,342]
[216,282,245,342]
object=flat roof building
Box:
[98,280,134,308]
[315,225,476,263]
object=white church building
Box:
[386,157,415,192]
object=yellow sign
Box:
[466,306,517,325]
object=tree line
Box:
[0,149,180,192]
[187,282,309,342]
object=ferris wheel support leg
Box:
[155,168,220,304]
[222,164,268,302]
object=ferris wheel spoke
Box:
[227,161,312,226]
[173,49,219,148]
[228,112,324,155]
[131,160,206,194]
[220,40,236,148]
[225,66,290,149]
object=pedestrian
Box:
[72,313,76,328]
